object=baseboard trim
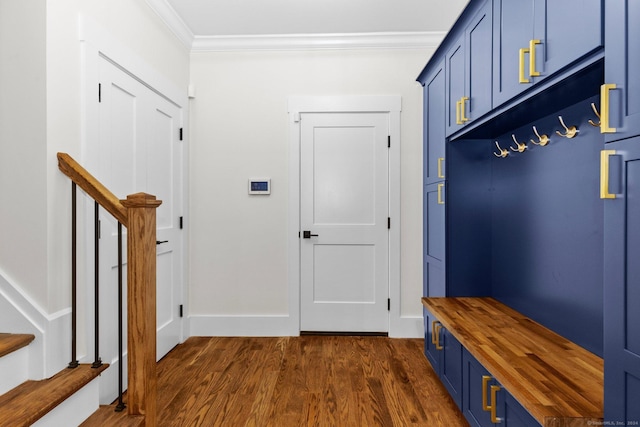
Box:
[188,314,423,338]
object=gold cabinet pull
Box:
[519,48,530,83]
[490,385,503,423]
[482,376,492,411]
[434,322,443,350]
[455,99,462,125]
[437,183,445,205]
[437,157,445,179]
[431,320,438,345]
[431,321,443,350]
[529,39,541,77]
[460,96,469,123]
[600,83,617,134]
[600,150,617,199]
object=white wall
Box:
[189,47,432,335]
[0,0,48,312]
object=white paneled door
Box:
[300,112,390,332]
[96,56,182,362]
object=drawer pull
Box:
[490,385,503,423]
[437,183,445,205]
[529,39,541,77]
[456,99,462,125]
[600,83,617,134]
[437,157,445,179]
[482,375,492,411]
[460,96,469,123]
[600,150,617,199]
[432,321,444,350]
[519,48,530,83]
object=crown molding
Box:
[145,0,445,52]
[145,0,194,49]
[191,31,446,52]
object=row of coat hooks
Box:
[493,103,601,158]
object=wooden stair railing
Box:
[57,153,161,426]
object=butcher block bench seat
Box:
[422,297,603,426]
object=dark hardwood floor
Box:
[88,336,469,426]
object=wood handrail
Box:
[57,153,128,225]
[58,154,161,425]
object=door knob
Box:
[302,231,318,239]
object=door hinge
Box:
[98,83,101,103]
[179,304,183,318]
[388,217,391,229]
[388,135,391,148]
[388,298,391,311]
[179,216,183,229]
[179,128,183,141]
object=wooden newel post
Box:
[121,193,162,427]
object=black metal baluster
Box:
[92,201,102,368]
[115,222,126,411]
[68,183,79,369]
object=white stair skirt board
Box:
[0,346,29,396]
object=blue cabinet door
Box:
[541,0,602,77]
[492,0,537,107]
[604,0,640,141]
[463,350,495,427]
[446,35,466,136]
[423,61,446,185]
[603,139,640,424]
[424,182,446,298]
[465,0,493,123]
[441,328,464,409]
[496,388,539,426]
[447,0,493,136]
[423,306,442,375]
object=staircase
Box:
[0,153,161,426]
[0,333,107,426]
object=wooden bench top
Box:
[422,297,603,426]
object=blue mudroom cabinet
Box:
[418,0,638,424]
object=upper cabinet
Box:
[424,60,446,185]
[603,0,640,142]
[446,0,493,136]
[493,0,603,107]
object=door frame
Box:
[288,96,401,336]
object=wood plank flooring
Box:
[87,336,468,426]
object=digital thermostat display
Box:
[248,179,271,195]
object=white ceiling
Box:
[162,0,469,37]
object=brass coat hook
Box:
[509,134,527,152]
[589,102,601,127]
[556,115,579,138]
[530,126,550,146]
[493,141,509,158]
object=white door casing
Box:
[300,113,390,332]
[289,96,402,336]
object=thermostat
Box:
[248,178,271,195]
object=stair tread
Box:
[0,363,108,427]
[0,333,35,358]
[80,405,145,427]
